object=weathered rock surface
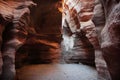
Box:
[61,0,96,65]
[0,0,35,80]
[16,0,62,66]
[16,34,61,66]
[92,0,120,80]
[62,0,112,80]
[1,0,120,80]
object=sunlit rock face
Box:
[61,0,95,65]
[62,0,112,79]
[92,0,120,80]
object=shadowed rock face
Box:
[93,0,120,80]
[1,0,120,80]
[0,1,35,80]
[0,0,62,69]
[16,34,61,65]
[16,0,62,66]
[31,0,61,34]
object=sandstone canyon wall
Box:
[62,0,113,80]
[0,0,61,79]
[0,0,35,80]
[93,0,120,80]
[0,0,120,80]
[61,0,95,65]
[16,0,62,66]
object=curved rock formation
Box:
[92,0,120,80]
[61,0,96,65]
[62,0,112,80]
[15,0,62,66]
[0,1,35,80]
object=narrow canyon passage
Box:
[0,0,120,80]
[17,64,97,80]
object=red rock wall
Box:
[0,1,35,79]
[93,0,120,80]
[1,0,120,80]
[16,0,62,65]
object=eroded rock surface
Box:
[61,0,95,65]
[92,0,120,80]
[62,0,112,80]
[0,0,35,80]
[16,0,62,66]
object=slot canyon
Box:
[0,0,120,80]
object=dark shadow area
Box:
[16,0,62,68]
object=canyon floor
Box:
[17,64,97,80]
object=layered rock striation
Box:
[93,0,120,80]
[0,0,35,79]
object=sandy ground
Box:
[17,64,97,80]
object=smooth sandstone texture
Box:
[92,0,120,80]
[62,0,95,65]
[62,0,111,80]
[0,1,35,80]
